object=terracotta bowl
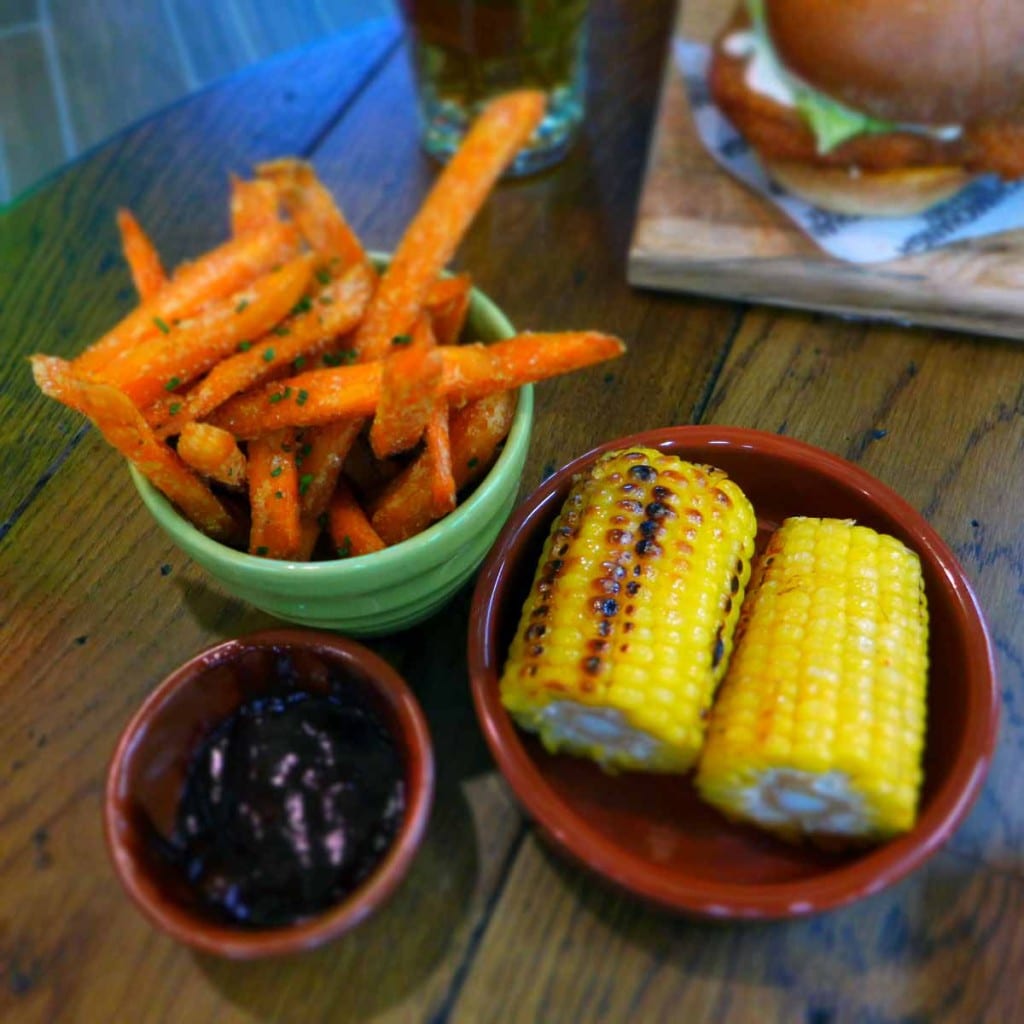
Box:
[105,629,434,957]
[468,426,999,919]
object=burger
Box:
[709,0,1024,216]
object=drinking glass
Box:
[398,0,590,176]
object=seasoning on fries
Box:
[30,91,627,560]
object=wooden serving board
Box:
[627,0,1024,340]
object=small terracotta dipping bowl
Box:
[469,426,1000,920]
[105,629,434,958]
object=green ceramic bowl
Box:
[130,275,533,636]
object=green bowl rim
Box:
[130,265,533,581]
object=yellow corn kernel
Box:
[500,447,757,773]
[696,517,929,843]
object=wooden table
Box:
[3,3,1022,1021]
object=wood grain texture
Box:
[2,0,1022,1021]
[456,309,1024,1024]
[454,835,1024,1024]
[307,0,734,500]
[628,0,1024,342]
[0,19,400,534]
[1,428,522,1023]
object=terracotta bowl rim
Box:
[468,425,1000,919]
[104,627,435,957]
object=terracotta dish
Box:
[468,426,999,919]
[105,629,434,957]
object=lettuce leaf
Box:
[793,87,894,153]
[743,0,894,153]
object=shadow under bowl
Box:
[468,425,999,920]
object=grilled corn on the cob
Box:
[500,447,757,773]
[695,516,929,843]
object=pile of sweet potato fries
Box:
[31,91,625,560]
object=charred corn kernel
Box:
[500,447,757,773]
[696,517,929,844]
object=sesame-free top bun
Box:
[765,0,1024,125]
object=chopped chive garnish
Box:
[315,268,332,285]
[322,349,356,366]
[391,334,412,346]
[467,457,479,469]
[262,348,275,362]
[153,317,171,334]
[274,490,284,499]
[270,465,283,477]
[292,355,306,371]
[169,402,182,415]
[337,537,352,559]
[164,377,181,391]
[299,473,314,495]
[317,512,329,530]
[296,389,309,406]
[238,340,252,352]
[255,546,269,556]
[290,296,312,316]
[273,325,290,336]
[235,299,250,313]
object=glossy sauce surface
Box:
[170,676,405,928]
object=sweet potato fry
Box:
[176,422,247,487]
[72,221,301,376]
[257,158,369,270]
[29,355,238,541]
[328,478,386,558]
[149,260,374,435]
[208,331,624,438]
[448,389,519,488]
[371,390,517,545]
[248,427,302,559]
[425,273,472,345]
[352,90,545,361]
[210,361,382,437]
[369,318,444,458]
[230,175,281,236]
[424,396,456,516]
[97,254,315,409]
[117,209,166,300]
[297,419,363,519]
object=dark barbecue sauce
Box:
[169,679,405,928]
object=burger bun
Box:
[765,0,1024,125]
[762,159,974,218]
